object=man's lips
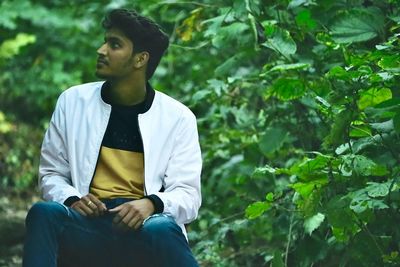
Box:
[97,59,108,65]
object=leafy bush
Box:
[1,0,400,266]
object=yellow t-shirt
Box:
[90,146,144,199]
[89,83,153,200]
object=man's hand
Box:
[109,198,155,231]
[71,193,107,217]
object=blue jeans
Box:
[23,199,199,267]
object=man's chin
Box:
[95,71,109,79]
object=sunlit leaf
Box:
[378,55,400,72]
[0,33,36,59]
[358,88,392,110]
[304,212,325,235]
[291,179,328,198]
[269,63,310,72]
[245,201,271,219]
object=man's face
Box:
[95,27,136,80]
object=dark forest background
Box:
[0,0,400,266]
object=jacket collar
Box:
[100,81,155,114]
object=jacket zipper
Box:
[137,114,148,196]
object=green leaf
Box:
[271,78,305,101]
[269,63,310,72]
[245,201,271,219]
[393,112,400,133]
[291,179,328,198]
[378,55,400,72]
[330,8,385,43]
[324,110,353,147]
[215,52,247,77]
[290,155,330,180]
[370,120,394,133]
[295,9,317,30]
[350,124,372,138]
[350,197,388,213]
[304,213,325,235]
[347,181,394,213]
[341,155,388,177]
[207,79,228,96]
[253,165,277,175]
[266,192,274,202]
[211,22,250,48]
[288,0,310,9]
[271,251,285,267]
[0,33,36,59]
[326,65,361,81]
[192,90,211,103]
[332,227,348,242]
[366,182,390,198]
[258,127,289,155]
[358,88,392,110]
[262,26,297,57]
[326,197,355,229]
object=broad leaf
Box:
[378,55,400,73]
[304,213,325,235]
[358,88,392,110]
[259,127,289,155]
[330,8,385,43]
[291,179,328,198]
[271,78,305,101]
[245,201,271,219]
[262,25,297,57]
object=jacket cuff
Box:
[142,194,164,214]
[64,196,80,207]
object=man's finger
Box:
[74,206,88,217]
[119,209,136,227]
[87,194,107,212]
[108,206,122,213]
[78,202,94,216]
[112,206,129,224]
[132,218,143,230]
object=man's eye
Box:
[110,42,120,49]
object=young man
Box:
[23,8,202,267]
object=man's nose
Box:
[97,43,107,55]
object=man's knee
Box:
[141,214,182,239]
[26,202,68,227]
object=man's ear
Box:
[134,52,149,68]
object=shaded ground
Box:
[0,191,39,267]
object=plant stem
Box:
[285,213,295,266]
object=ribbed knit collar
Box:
[100,81,155,114]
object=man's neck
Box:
[107,76,147,106]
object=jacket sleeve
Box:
[39,92,82,203]
[153,111,202,225]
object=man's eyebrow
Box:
[104,36,123,42]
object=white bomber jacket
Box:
[39,81,202,236]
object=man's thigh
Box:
[115,214,197,267]
[58,210,116,267]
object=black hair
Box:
[102,8,169,80]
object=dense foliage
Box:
[1,0,399,266]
